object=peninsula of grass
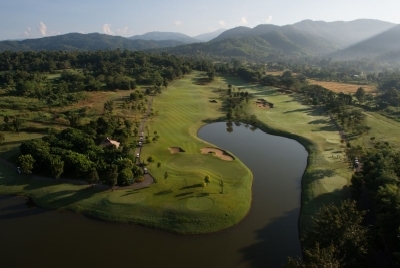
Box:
[0,71,252,234]
[2,71,398,236]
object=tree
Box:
[105,164,118,187]
[302,199,369,266]
[12,117,24,133]
[50,157,64,179]
[164,172,168,183]
[204,175,211,185]
[87,168,99,185]
[104,101,114,114]
[147,155,155,164]
[355,87,366,103]
[118,168,133,186]
[157,162,161,168]
[0,133,4,144]
[18,154,35,175]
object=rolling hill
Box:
[293,19,396,47]
[331,24,400,60]
[129,31,200,44]
[193,28,226,42]
[0,32,185,52]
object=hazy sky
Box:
[1,0,399,40]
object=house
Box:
[100,137,120,149]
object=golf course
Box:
[2,70,400,238]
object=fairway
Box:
[0,71,253,234]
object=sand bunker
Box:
[169,147,185,153]
[201,148,234,161]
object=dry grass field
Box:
[307,79,377,94]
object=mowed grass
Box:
[0,72,253,234]
[307,79,376,94]
[217,80,355,231]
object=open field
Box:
[307,79,377,94]
[0,72,253,234]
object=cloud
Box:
[265,15,273,23]
[218,20,226,27]
[22,27,31,37]
[240,17,249,25]
[39,21,47,36]
[117,27,128,35]
[102,23,114,35]
[174,20,182,26]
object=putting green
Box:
[187,197,214,211]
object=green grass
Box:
[0,72,253,234]
[4,72,399,235]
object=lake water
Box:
[0,122,307,267]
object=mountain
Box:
[193,29,226,42]
[155,26,338,60]
[0,33,185,52]
[129,31,200,44]
[293,19,396,47]
[331,24,400,60]
[211,19,396,50]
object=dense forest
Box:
[0,50,214,107]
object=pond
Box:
[0,122,308,267]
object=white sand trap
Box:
[168,147,185,153]
[201,148,234,161]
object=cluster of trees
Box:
[350,142,400,266]
[289,200,369,267]
[0,50,205,107]
[19,116,142,186]
[260,71,307,91]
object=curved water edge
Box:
[0,122,308,267]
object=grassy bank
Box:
[0,72,253,234]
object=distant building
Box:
[100,137,120,149]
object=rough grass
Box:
[0,72,253,234]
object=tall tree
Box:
[18,154,35,175]
[50,157,64,179]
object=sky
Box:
[1,0,400,40]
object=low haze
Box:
[1,0,399,40]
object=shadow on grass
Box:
[305,169,336,183]
[34,186,107,209]
[180,183,203,190]
[0,196,46,220]
[153,189,173,196]
[175,192,193,197]
[120,189,144,197]
[196,192,209,197]
[308,119,329,125]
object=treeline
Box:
[349,141,400,266]
[0,50,214,106]
[19,116,143,186]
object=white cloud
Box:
[218,20,226,27]
[265,15,273,23]
[39,21,47,36]
[117,27,128,35]
[174,20,182,26]
[240,17,249,25]
[102,23,114,35]
[22,27,31,37]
